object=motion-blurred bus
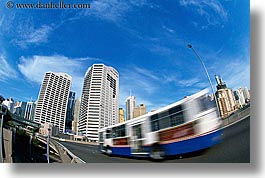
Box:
[98,89,222,160]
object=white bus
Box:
[98,89,222,160]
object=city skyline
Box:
[0,0,250,112]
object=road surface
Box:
[59,117,250,163]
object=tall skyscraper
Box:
[126,96,135,121]
[72,98,81,134]
[24,101,36,121]
[79,64,119,142]
[215,75,236,118]
[13,101,36,120]
[13,101,26,116]
[65,91,75,132]
[34,72,72,133]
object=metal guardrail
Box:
[36,136,85,163]
[36,136,59,154]
[53,140,86,163]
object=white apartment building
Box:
[34,72,72,133]
[79,64,119,142]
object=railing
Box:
[53,140,86,163]
[36,136,59,154]
[36,136,85,163]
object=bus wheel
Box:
[150,144,165,160]
[106,146,112,156]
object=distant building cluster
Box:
[1,63,250,143]
[214,75,250,118]
[125,95,147,121]
[2,98,36,121]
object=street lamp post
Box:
[187,44,220,117]
[47,127,51,163]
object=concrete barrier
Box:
[3,128,13,163]
[222,105,250,127]
[53,140,86,163]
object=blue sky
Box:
[0,0,250,112]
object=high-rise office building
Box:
[65,91,75,132]
[234,87,250,108]
[126,96,135,121]
[72,98,81,134]
[13,101,36,120]
[241,87,250,102]
[34,72,72,133]
[215,75,236,118]
[119,108,125,123]
[13,101,26,116]
[79,64,119,142]
[24,101,36,121]
[133,103,146,118]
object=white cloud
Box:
[17,55,100,97]
[120,66,160,94]
[119,66,161,109]
[177,78,201,87]
[80,0,157,24]
[119,83,158,112]
[133,66,160,81]
[180,0,228,27]
[0,55,18,82]
[149,45,174,56]
[162,25,175,34]
[81,0,130,22]
[221,59,250,90]
[12,23,52,48]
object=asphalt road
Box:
[59,117,250,163]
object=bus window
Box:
[132,124,142,138]
[151,114,159,131]
[106,129,111,139]
[150,105,185,132]
[99,132,103,142]
[198,95,215,112]
[120,125,126,137]
[112,127,117,138]
[112,125,126,138]
[170,105,185,127]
